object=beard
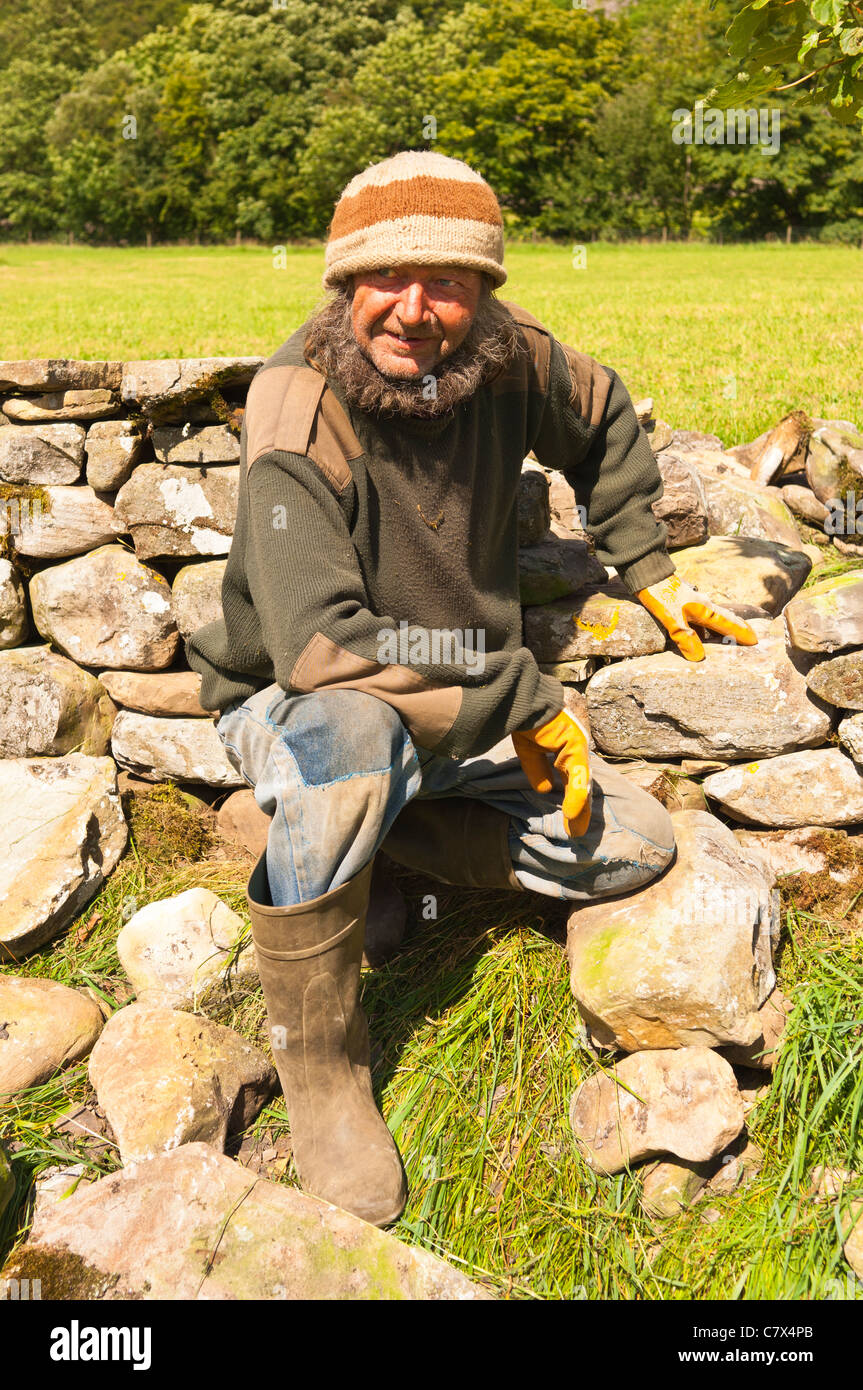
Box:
[302,281,521,419]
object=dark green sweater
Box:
[185,303,673,760]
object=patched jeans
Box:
[216,684,675,908]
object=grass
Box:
[0,241,860,444]
[2,778,862,1300]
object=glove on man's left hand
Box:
[512,709,591,838]
[635,572,758,662]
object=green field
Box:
[1,242,860,443]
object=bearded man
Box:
[186,151,757,1228]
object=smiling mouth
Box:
[379,330,438,350]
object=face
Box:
[351,263,483,379]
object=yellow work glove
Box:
[635,572,758,662]
[512,709,592,838]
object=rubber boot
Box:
[381,795,524,890]
[362,854,407,968]
[246,851,407,1227]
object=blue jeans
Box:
[216,684,675,908]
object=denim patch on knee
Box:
[276,689,409,788]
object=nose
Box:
[395,281,429,328]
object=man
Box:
[186,150,757,1228]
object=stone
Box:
[707,1137,763,1195]
[0,361,122,393]
[0,754,127,958]
[839,713,863,764]
[653,452,709,548]
[0,422,85,484]
[171,560,226,638]
[669,536,810,615]
[0,557,28,646]
[809,1165,858,1200]
[805,650,863,710]
[569,1047,745,1175]
[704,749,863,827]
[0,1144,13,1222]
[3,390,119,423]
[646,419,673,452]
[685,446,753,481]
[721,989,791,1071]
[806,434,853,505]
[0,976,105,1096]
[844,1207,863,1282]
[585,621,832,761]
[32,1163,97,1228]
[121,357,262,419]
[117,887,258,1009]
[546,469,585,535]
[733,826,863,883]
[784,570,863,653]
[537,658,599,686]
[781,483,829,527]
[85,419,144,492]
[152,424,240,465]
[7,484,122,558]
[29,545,179,670]
[567,810,776,1051]
[113,463,239,560]
[517,465,551,546]
[616,761,705,811]
[88,1003,275,1164]
[98,668,214,717]
[663,429,725,454]
[0,646,116,757]
[111,711,244,786]
[735,1068,770,1114]
[217,789,270,857]
[517,535,590,604]
[640,1158,713,1218]
[1,1142,490,1300]
[524,582,666,662]
[697,466,804,549]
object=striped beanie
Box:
[323,151,506,290]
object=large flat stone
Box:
[113,463,239,560]
[517,535,590,605]
[0,755,127,958]
[784,571,863,653]
[585,620,832,760]
[704,749,863,827]
[0,976,105,1096]
[669,535,811,615]
[567,810,776,1051]
[0,361,122,392]
[29,544,179,670]
[111,711,244,786]
[698,467,804,549]
[1,1142,491,1299]
[524,582,666,662]
[0,646,116,756]
[121,357,262,419]
[517,465,551,546]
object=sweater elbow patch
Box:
[289,631,463,749]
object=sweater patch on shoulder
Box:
[560,344,612,430]
[493,299,552,395]
[245,363,361,493]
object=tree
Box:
[711,1,863,125]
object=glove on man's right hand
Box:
[512,709,592,838]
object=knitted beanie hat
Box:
[324,150,506,289]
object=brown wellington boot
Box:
[381,796,525,890]
[246,851,407,1227]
